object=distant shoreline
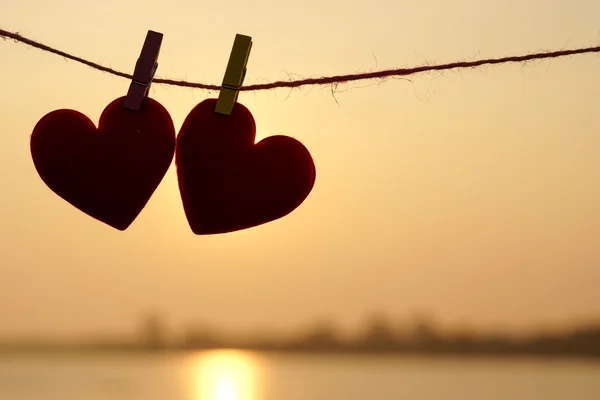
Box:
[1,345,599,361]
[3,314,599,361]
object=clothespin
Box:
[215,34,253,115]
[124,30,163,111]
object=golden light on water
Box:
[186,350,263,400]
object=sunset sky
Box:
[1,0,599,338]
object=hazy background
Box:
[1,0,600,341]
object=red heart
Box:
[30,97,176,230]
[176,99,316,235]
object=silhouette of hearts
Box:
[176,99,316,234]
[31,97,176,230]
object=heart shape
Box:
[176,99,316,234]
[30,97,176,230]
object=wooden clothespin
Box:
[124,30,163,111]
[215,34,253,115]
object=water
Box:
[0,351,599,400]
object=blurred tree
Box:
[409,313,441,344]
[138,312,167,350]
[297,320,341,350]
[182,323,219,349]
[360,313,398,348]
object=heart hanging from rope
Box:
[176,98,316,235]
[30,97,176,231]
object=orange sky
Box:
[1,0,599,337]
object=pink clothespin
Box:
[124,30,163,111]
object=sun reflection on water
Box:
[186,350,263,400]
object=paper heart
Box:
[30,97,176,230]
[176,99,316,234]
